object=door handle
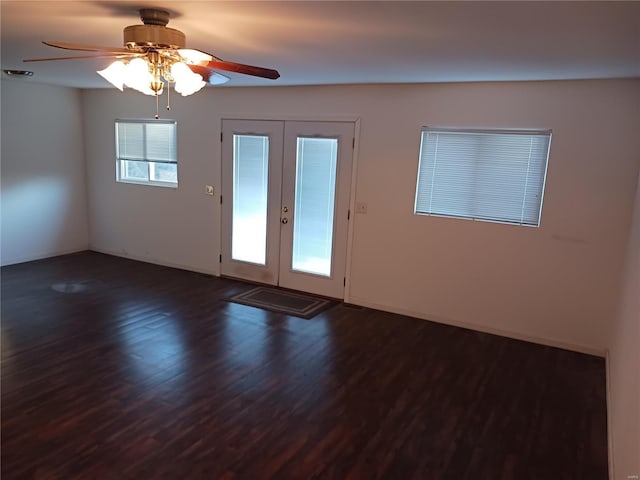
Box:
[281,217,289,225]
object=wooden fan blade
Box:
[193,48,223,63]
[178,48,221,65]
[43,41,132,54]
[204,60,280,80]
[24,53,141,63]
[187,65,230,85]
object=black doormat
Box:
[228,287,336,319]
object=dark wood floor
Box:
[1,252,608,479]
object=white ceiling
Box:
[1,1,639,89]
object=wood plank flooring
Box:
[1,252,608,479]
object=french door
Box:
[220,119,354,299]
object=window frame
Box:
[414,126,552,227]
[115,119,178,188]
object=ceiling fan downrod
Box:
[139,8,170,26]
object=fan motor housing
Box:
[123,25,186,49]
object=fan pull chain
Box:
[155,92,160,119]
[166,83,171,111]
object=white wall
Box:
[1,80,88,265]
[82,79,640,353]
[609,171,640,479]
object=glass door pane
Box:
[291,137,338,276]
[221,120,283,286]
[232,134,269,265]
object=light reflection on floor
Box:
[216,302,335,407]
[116,302,187,398]
[112,297,337,411]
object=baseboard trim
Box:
[347,295,606,357]
[1,247,89,267]
[89,247,219,277]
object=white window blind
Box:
[115,119,177,186]
[414,128,551,226]
[116,120,176,164]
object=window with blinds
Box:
[115,119,178,187]
[414,127,551,226]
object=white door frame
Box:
[278,121,354,298]
[219,117,361,300]
[220,120,284,286]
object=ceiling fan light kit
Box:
[24,8,280,118]
[97,53,206,97]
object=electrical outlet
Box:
[355,202,368,214]
[205,185,214,196]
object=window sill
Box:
[117,179,178,188]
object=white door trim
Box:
[220,119,284,285]
[278,121,355,298]
[219,118,360,300]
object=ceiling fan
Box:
[24,8,280,116]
